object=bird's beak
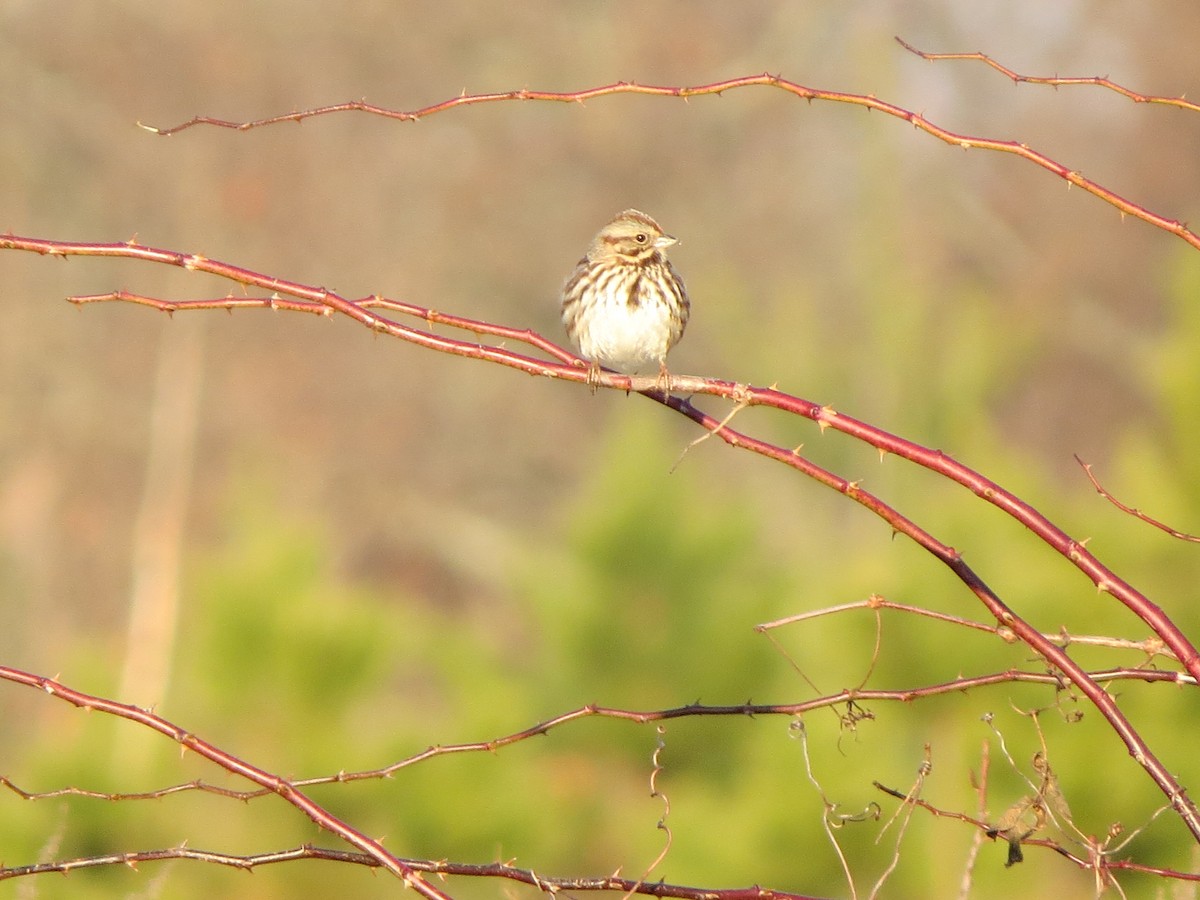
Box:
[656,233,678,249]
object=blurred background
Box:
[3,2,1200,897]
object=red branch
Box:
[1075,454,1200,543]
[11,243,1190,679]
[1,840,818,900]
[895,37,1200,112]
[2,657,1192,889]
[3,663,1185,805]
[3,233,1199,842]
[138,71,1200,253]
[0,665,450,899]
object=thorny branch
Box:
[1075,454,1200,543]
[1,658,1184,806]
[0,667,450,899]
[2,235,1198,844]
[895,37,1200,113]
[139,62,1200,254]
[34,283,1199,678]
[0,839,818,899]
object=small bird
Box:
[561,209,690,391]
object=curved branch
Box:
[1,663,1188,803]
[137,71,1200,252]
[10,237,1191,682]
[5,233,1199,838]
[895,37,1200,112]
[1075,454,1200,543]
[0,840,816,899]
[0,666,449,898]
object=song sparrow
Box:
[561,209,690,390]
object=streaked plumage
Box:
[561,209,689,386]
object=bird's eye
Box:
[635,233,648,243]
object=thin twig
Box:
[760,597,1178,663]
[6,663,1182,806]
[895,37,1200,113]
[1,841,818,898]
[1075,454,1200,543]
[135,72,1200,253]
